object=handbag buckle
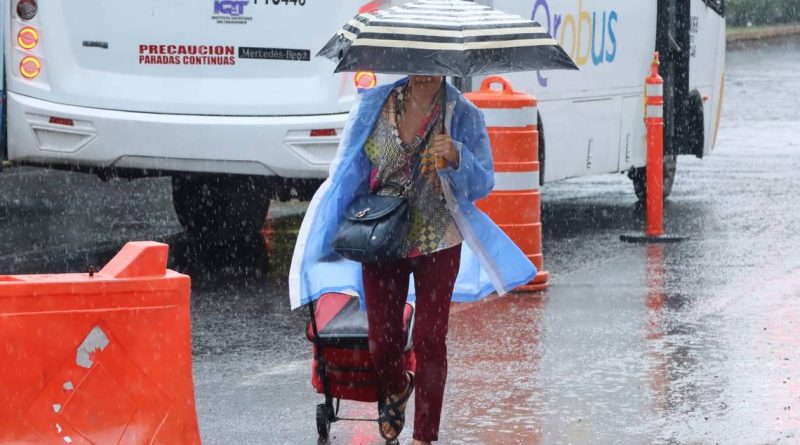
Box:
[355,207,371,218]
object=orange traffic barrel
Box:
[466,76,549,292]
[0,242,201,445]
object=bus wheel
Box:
[628,154,677,203]
[171,174,271,236]
[686,90,706,158]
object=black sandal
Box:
[378,371,415,442]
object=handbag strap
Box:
[376,85,444,198]
[403,118,438,197]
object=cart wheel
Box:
[316,403,331,439]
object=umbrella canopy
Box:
[318,0,577,77]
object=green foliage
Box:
[726,0,800,27]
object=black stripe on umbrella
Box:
[362,13,527,25]
[346,19,547,35]
[352,31,555,45]
[357,21,537,31]
[335,45,578,78]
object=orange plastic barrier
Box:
[0,241,201,445]
[466,77,549,291]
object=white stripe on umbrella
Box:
[338,29,358,41]
[403,0,490,6]
[365,19,532,26]
[382,10,505,17]
[393,3,495,10]
[344,18,534,29]
[345,20,546,38]
[351,37,558,51]
[377,12,514,20]
[395,4,496,13]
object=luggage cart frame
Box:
[307,295,414,443]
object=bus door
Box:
[657,0,691,159]
[658,0,725,159]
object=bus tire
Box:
[172,174,271,236]
[628,153,677,203]
[686,90,706,158]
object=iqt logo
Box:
[214,0,248,16]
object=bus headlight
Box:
[20,56,41,79]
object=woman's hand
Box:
[432,134,459,169]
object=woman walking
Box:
[290,75,536,443]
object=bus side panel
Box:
[541,97,620,180]
[491,0,657,182]
[5,0,365,116]
[709,19,725,154]
[502,0,657,97]
[618,95,646,171]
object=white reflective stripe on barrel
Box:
[646,83,663,98]
[480,106,537,128]
[646,104,663,119]
[493,171,540,191]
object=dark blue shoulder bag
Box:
[332,116,437,264]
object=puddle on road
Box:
[166,213,304,290]
[443,294,548,445]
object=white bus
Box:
[491,0,726,200]
[2,0,725,235]
[2,0,375,234]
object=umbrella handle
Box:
[479,75,515,94]
[437,77,448,169]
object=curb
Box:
[727,24,800,43]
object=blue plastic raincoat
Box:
[289,78,536,309]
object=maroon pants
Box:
[362,244,461,442]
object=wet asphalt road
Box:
[2,37,800,444]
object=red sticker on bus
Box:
[138,45,236,66]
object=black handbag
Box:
[332,111,439,263]
[331,189,412,263]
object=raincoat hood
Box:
[289,78,536,309]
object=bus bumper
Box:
[6,92,345,178]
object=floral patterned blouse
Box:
[363,84,462,258]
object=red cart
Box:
[306,292,415,442]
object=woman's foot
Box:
[378,371,415,441]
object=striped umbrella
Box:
[318,0,577,77]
